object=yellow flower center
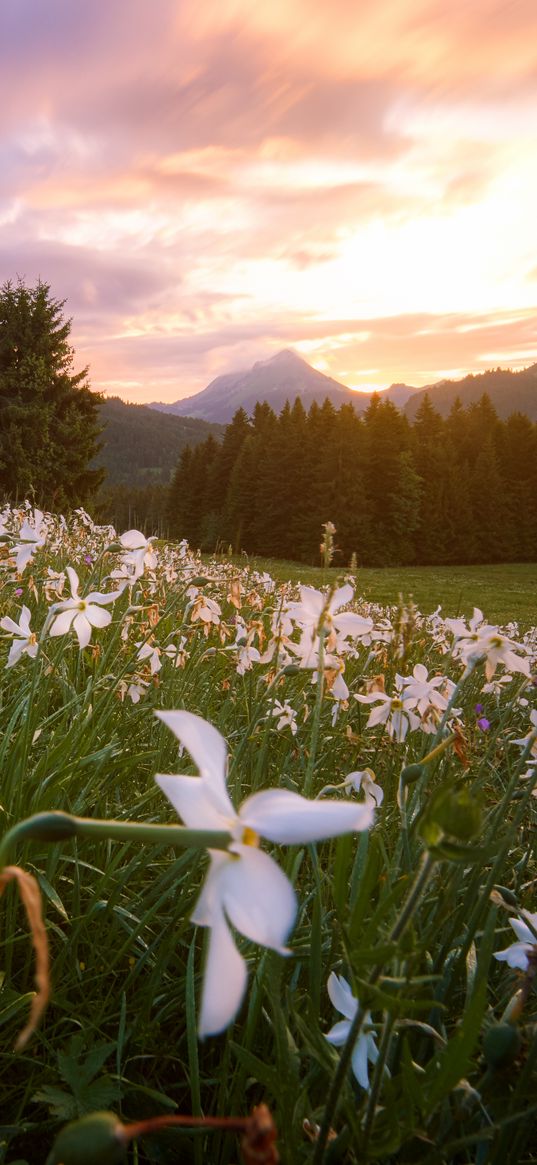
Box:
[77,600,87,611]
[241,826,260,847]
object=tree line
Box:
[166,395,537,565]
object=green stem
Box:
[312,851,436,1164]
[0,810,232,869]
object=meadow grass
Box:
[0,511,535,1165]
[225,557,537,629]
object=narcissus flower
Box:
[48,567,124,649]
[1,605,38,667]
[156,710,374,1037]
[325,973,380,1090]
[494,910,537,971]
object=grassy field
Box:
[230,557,537,629]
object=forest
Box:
[165,393,537,565]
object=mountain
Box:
[148,349,367,422]
[93,397,224,487]
[404,364,537,421]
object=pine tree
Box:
[0,279,103,509]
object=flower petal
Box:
[325,1020,351,1046]
[155,773,232,832]
[327,972,357,1021]
[49,608,77,637]
[351,1033,371,1090]
[242,789,374,844]
[120,529,147,550]
[220,845,296,951]
[66,566,80,597]
[198,908,248,1038]
[156,710,231,811]
[494,942,531,971]
[85,604,112,629]
[73,613,92,649]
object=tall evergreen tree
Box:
[0,279,103,509]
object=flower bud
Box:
[18,812,79,843]
[46,1112,126,1165]
[400,763,424,785]
[483,1023,521,1070]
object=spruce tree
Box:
[0,279,103,509]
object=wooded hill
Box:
[92,397,223,532]
[166,394,537,566]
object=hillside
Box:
[405,364,537,421]
[93,397,224,487]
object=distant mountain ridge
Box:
[404,364,537,421]
[148,349,421,422]
[148,349,537,424]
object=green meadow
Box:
[233,558,537,629]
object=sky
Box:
[1,0,536,404]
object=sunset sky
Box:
[1,0,536,403]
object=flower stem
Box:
[0,811,232,869]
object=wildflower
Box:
[494,911,537,971]
[355,681,421,743]
[286,584,374,658]
[12,509,47,572]
[344,769,384,807]
[399,664,453,717]
[49,567,124,649]
[118,529,157,580]
[1,606,38,667]
[325,973,380,1090]
[271,700,298,735]
[475,704,491,732]
[446,609,530,681]
[156,711,374,1037]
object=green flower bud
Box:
[483,1023,521,1070]
[103,543,122,554]
[46,1112,126,1165]
[189,576,211,586]
[17,812,79,843]
[400,763,424,785]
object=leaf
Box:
[35,872,69,921]
[32,1085,78,1121]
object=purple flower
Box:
[14,587,23,597]
[475,703,484,715]
[477,716,490,732]
[84,555,93,565]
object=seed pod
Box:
[46,1112,127,1165]
[400,763,424,785]
[483,1023,521,1069]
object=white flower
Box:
[286,584,374,659]
[344,769,384,807]
[12,509,47,572]
[48,567,124,650]
[494,910,537,972]
[446,609,530,681]
[399,664,452,715]
[155,711,374,1037]
[355,684,421,743]
[0,605,38,667]
[325,973,380,1090]
[118,529,157,580]
[271,699,298,735]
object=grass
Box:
[228,557,537,629]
